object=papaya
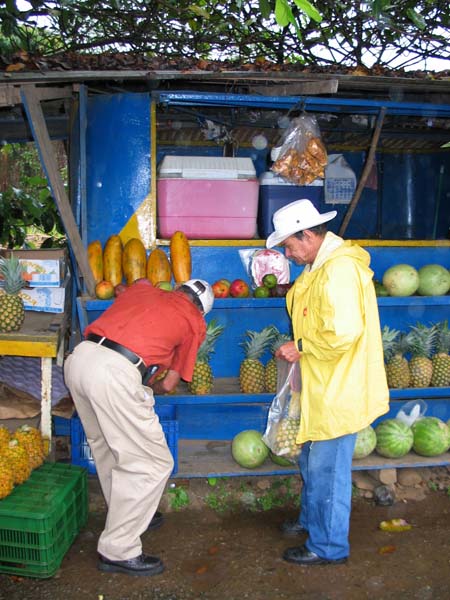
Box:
[123,238,147,286]
[170,231,192,283]
[87,240,103,284]
[103,234,123,287]
[147,248,172,285]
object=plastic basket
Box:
[70,408,179,476]
[0,463,88,579]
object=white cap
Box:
[266,199,337,248]
[181,279,214,315]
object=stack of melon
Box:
[87,230,192,298]
[378,263,450,297]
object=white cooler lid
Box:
[158,155,256,180]
[259,171,324,187]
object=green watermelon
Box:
[411,417,450,457]
[231,430,269,469]
[353,425,377,459]
[375,419,413,458]
[382,264,419,297]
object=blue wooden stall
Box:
[71,89,450,477]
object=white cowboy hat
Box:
[266,199,337,248]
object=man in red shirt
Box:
[64,278,213,577]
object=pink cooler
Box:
[157,156,259,239]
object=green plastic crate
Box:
[0,462,88,578]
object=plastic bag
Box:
[396,399,427,427]
[262,360,302,463]
[271,115,327,185]
[238,248,290,289]
[324,154,357,204]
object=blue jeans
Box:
[297,434,357,561]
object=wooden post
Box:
[20,84,96,297]
[338,107,387,237]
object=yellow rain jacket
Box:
[286,232,389,443]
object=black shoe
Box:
[283,545,347,566]
[147,511,164,531]
[98,553,165,576]
[279,519,308,536]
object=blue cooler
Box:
[258,172,324,238]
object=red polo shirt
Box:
[85,280,206,382]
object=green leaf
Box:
[259,0,271,20]
[406,8,426,30]
[207,477,218,486]
[293,0,322,23]
[441,141,450,148]
[275,0,293,27]
[188,4,210,19]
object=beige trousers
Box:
[64,341,174,561]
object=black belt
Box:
[86,333,147,377]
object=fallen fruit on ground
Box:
[231,430,269,468]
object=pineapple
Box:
[431,321,450,387]
[406,324,437,388]
[0,253,26,332]
[0,439,31,485]
[188,319,225,395]
[273,417,301,461]
[0,456,14,499]
[264,331,292,393]
[239,326,277,394]
[382,326,411,389]
[0,426,11,450]
[14,424,45,470]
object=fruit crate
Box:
[70,405,179,475]
[0,462,88,579]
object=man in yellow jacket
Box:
[266,199,389,565]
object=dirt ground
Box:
[1,469,450,600]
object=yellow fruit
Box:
[147,248,172,285]
[0,426,10,449]
[0,456,14,499]
[14,425,45,470]
[1,439,31,485]
[170,231,192,283]
[87,240,104,284]
[95,280,115,300]
[123,238,147,286]
[103,234,123,287]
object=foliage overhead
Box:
[0,1,449,70]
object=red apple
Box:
[218,279,231,289]
[212,280,230,298]
[114,283,127,297]
[229,278,250,298]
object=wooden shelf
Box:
[174,439,450,478]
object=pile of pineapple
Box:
[382,321,450,389]
[0,424,46,500]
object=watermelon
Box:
[382,264,419,297]
[375,419,414,458]
[353,425,377,459]
[417,264,450,296]
[231,430,269,469]
[269,451,295,467]
[411,417,450,457]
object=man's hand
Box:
[150,369,180,395]
[275,341,301,363]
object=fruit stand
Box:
[4,80,449,477]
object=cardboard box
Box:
[157,156,259,239]
[0,249,67,287]
[14,274,71,314]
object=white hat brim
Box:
[266,211,337,248]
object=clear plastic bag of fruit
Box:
[271,114,327,185]
[262,359,302,463]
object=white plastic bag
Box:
[396,399,428,427]
[324,154,356,204]
[262,360,302,463]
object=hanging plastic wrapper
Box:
[238,248,290,290]
[271,115,328,185]
[262,359,302,463]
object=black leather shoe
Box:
[283,545,347,566]
[147,511,164,531]
[98,553,165,576]
[279,519,308,536]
